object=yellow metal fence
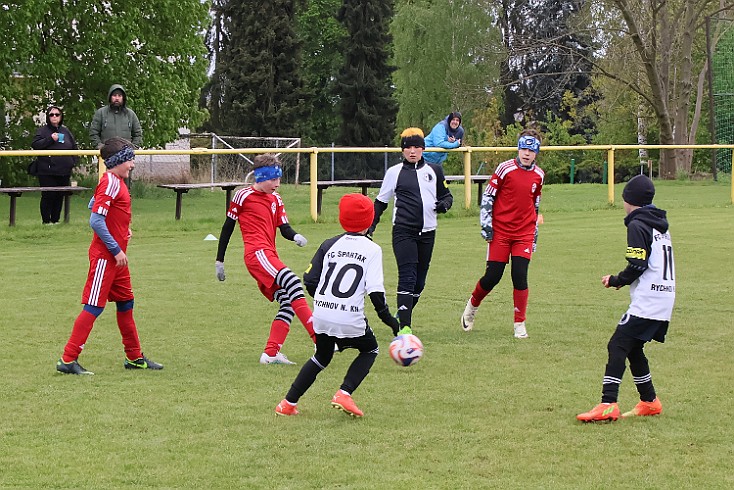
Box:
[3,144,733,221]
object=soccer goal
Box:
[209,135,302,184]
[708,15,734,176]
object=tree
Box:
[330,0,398,179]
[203,0,307,137]
[391,0,501,133]
[498,0,597,136]
[0,0,209,150]
[335,0,398,148]
[296,0,346,145]
[590,0,734,178]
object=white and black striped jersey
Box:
[609,206,675,321]
[374,159,453,232]
[303,233,387,338]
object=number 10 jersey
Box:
[304,233,387,338]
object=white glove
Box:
[215,261,226,281]
[294,234,308,247]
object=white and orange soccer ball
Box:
[389,334,424,367]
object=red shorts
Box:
[485,232,534,263]
[81,255,134,307]
[245,249,286,301]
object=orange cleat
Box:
[576,402,620,422]
[331,391,364,417]
[275,399,300,416]
[622,398,662,418]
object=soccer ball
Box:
[389,334,424,367]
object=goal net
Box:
[208,135,302,184]
[712,16,734,174]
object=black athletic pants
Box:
[392,226,436,329]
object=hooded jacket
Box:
[89,84,143,149]
[609,205,675,323]
[423,113,465,165]
[31,109,79,176]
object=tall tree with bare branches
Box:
[592,0,734,178]
[498,0,596,133]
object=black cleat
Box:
[56,359,94,375]
[124,354,164,370]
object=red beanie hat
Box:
[339,193,375,233]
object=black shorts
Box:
[617,313,669,343]
[316,327,378,354]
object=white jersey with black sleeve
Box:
[628,226,675,321]
[375,159,452,232]
[304,233,387,338]
[610,206,676,322]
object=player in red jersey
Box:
[461,129,545,339]
[215,154,316,365]
[56,137,163,375]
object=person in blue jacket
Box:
[423,112,464,165]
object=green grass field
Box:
[1,180,733,488]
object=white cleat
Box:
[260,352,296,365]
[461,300,479,332]
[513,321,528,339]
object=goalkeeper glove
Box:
[215,261,226,281]
[294,234,308,247]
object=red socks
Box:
[513,288,529,323]
[63,306,143,362]
[470,282,490,307]
[264,299,316,356]
[291,297,316,343]
[265,319,290,356]
[62,310,97,362]
[469,283,529,322]
[116,309,142,360]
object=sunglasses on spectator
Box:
[49,113,61,117]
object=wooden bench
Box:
[0,186,90,226]
[445,175,491,206]
[305,179,383,215]
[157,182,249,220]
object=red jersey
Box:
[485,158,544,237]
[227,187,290,259]
[90,172,131,257]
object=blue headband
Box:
[254,165,283,183]
[518,135,541,154]
[105,146,135,168]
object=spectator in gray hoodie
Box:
[89,84,143,149]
